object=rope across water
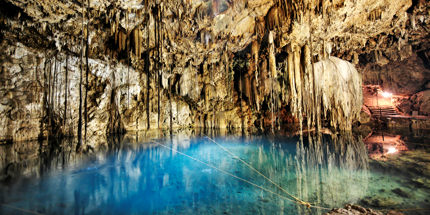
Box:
[0,203,44,215]
[4,139,429,214]
[205,136,314,208]
[152,140,330,211]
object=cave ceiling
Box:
[1,0,429,69]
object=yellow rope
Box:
[152,141,330,211]
[0,203,44,215]
[205,136,314,208]
[204,137,430,213]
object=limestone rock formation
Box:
[397,89,430,115]
[0,0,429,142]
[314,57,363,130]
[362,53,430,95]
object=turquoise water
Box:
[0,132,429,214]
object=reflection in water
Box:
[364,133,408,160]
[295,133,369,214]
[0,138,80,182]
[0,131,425,214]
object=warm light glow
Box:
[381,91,392,98]
[387,147,397,154]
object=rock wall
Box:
[362,53,430,95]
[397,89,430,116]
[361,51,430,116]
[0,42,196,143]
[0,0,429,142]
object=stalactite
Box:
[353,52,359,65]
[303,44,313,130]
[251,40,260,111]
[155,2,161,129]
[239,69,244,130]
[158,7,162,129]
[53,58,57,116]
[136,29,140,59]
[287,49,296,109]
[160,4,164,127]
[139,29,142,58]
[308,10,320,131]
[47,59,52,138]
[84,0,90,142]
[77,0,85,148]
[245,59,253,108]
[282,58,288,103]
[40,58,47,140]
[293,44,303,133]
[145,12,150,130]
[211,64,215,129]
[268,31,277,133]
[121,32,126,52]
[56,60,61,124]
[224,49,233,103]
[268,31,277,80]
[126,10,130,109]
[169,77,173,133]
[270,77,275,134]
[51,56,57,132]
[63,55,68,134]
[133,29,138,57]
[203,62,209,113]
[119,31,123,51]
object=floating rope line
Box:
[0,203,44,215]
[205,137,430,213]
[205,136,314,209]
[152,141,330,211]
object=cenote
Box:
[1,0,430,214]
[1,129,430,215]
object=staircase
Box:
[367,106,401,118]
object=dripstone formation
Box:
[0,0,429,144]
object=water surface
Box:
[0,130,429,214]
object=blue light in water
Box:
[0,135,429,214]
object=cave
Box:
[0,0,429,214]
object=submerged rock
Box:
[325,204,403,215]
[391,188,411,198]
[411,177,430,189]
[360,196,399,208]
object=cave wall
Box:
[362,51,430,95]
[0,42,196,143]
[0,0,429,142]
[359,45,430,115]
